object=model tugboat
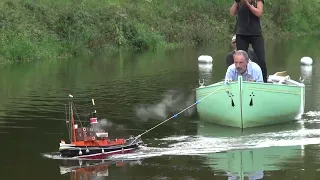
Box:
[59,94,143,159]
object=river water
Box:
[0,36,320,179]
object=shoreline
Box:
[0,0,319,63]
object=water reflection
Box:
[59,159,141,180]
[198,63,213,84]
[300,65,313,84]
[197,121,305,179]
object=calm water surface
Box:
[1,36,320,180]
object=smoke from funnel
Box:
[135,90,196,121]
[92,118,113,132]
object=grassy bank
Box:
[0,0,319,63]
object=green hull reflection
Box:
[197,121,305,179]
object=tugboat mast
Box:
[67,94,77,143]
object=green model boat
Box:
[195,72,305,128]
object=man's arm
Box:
[255,68,264,82]
[243,0,264,18]
[225,66,235,83]
[230,1,239,16]
[250,62,264,82]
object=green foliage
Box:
[265,0,320,35]
[0,0,319,63]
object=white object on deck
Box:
[198,55,213,63]
[59,143,76,150]
[268,71,291,84]
[268,75,290,82]
[268,75,290,84]
[300,57,313,65]
[96,132,108,138]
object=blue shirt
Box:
[224,61,263,83]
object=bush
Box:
[0,0,319,63]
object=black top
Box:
[225,48,257,67]
[235,0,264,36]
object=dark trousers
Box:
[236,34,267,83]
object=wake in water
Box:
[106,124,320,161]
[43,111,320,161]
[43,128,320,161]
[301,111,320,123]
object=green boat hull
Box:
[195,76,305,128]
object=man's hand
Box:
[242,0,251,7]
[244,0,263,17]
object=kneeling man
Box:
[225,50,263,83]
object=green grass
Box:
[0,0,319,63]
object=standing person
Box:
[225,35,258,67]
[230,0,267,83]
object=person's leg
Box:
[250,35,267,82]
[236,34,250,52]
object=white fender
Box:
[300,57,313,65]
[198,55,213,63]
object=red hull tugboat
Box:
[59,94,143,159]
